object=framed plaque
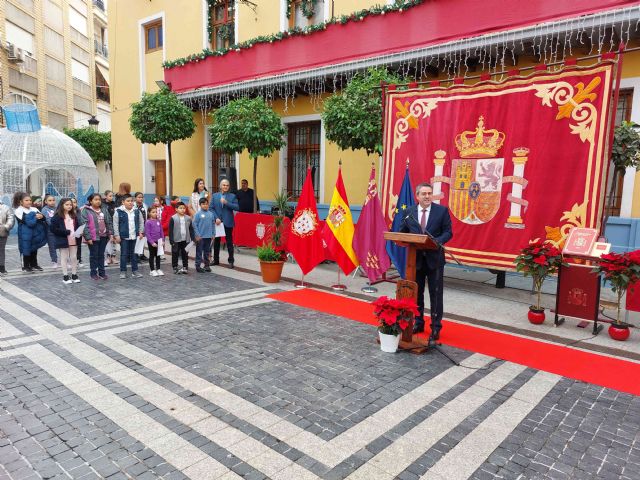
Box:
[554,262,602,335]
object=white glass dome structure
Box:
[0,122,99,201]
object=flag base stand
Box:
[331,270,347,291]
[294,275,307,289]
[361,282,378,294]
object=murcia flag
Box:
[289,167,325,275]
[353,166,390,282]
[322,166,359,275]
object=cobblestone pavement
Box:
[1,264,640,480]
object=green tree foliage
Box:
[128,87,196,195]
[64,127,112,168]
[322,67,404,156]
[209,98,286,213]
[612,121,640,172]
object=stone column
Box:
[506,147,529,226]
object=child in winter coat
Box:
[50,198,80,284]
[192,197,217,273]
[145,206,164,277]
[0,199,15,275]
[81,193,114,280]
[168,202,195,274]
[41,194,58,267]
[113,194,145,279]
[13,192,47,272]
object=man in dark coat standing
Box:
[235,179,259,213]
[401,182,453,340]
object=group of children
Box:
[0,187,228,284]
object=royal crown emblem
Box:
[455,116,506,158]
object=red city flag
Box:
[288,167,325,275]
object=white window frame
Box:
[279,113,325,204]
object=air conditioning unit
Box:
[16,48,26,63]
[7,43,17,60]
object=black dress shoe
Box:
[212,260,219,266]
[412,325,425,334]
[430,330,440,341]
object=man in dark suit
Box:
[400,182,453,340]
[211,179,239,268]
[235,179,260,213]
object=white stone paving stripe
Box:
[0,315,23,338]
[345,362,527,479]
[90,331,494,468]
[420,370,561,480]
[65,293,272,336]
[78,286,275,324]
[0,282,80,325]
[0,334,43,350]
[23,345,237,479]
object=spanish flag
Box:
[322,166,359,275]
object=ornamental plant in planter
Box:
[515,240,563,324]
[373,296,419,353]
[256,190,290,283]
[592,250,640,341]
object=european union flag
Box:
[385,169,415,279]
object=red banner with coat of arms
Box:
[381,63,616,269]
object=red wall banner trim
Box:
[164,1,635,93]
[381,63,616,269]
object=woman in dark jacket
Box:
[50,198,80,284]
[13,192,47,272]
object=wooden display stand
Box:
[383,232,440,354]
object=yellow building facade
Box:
[110,0,640,234]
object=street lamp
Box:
[88,115,100,130]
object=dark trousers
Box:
[23,251,39,269]
[77,243,82,262]
[46,231,58,262]
[171,241,188,269]
[0,236,7,267]
[213,227,234,263]
[196,238,212,267]
[416,264,444,333]
[120,239,138,272]
[148,244,161,270]
[88,236,108,276]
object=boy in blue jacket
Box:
[192,197,217,273]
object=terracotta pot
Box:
[259,260,284,283]
[528,307,545,324]
[608,323,630,341]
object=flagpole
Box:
[295,274,307,289]
[331,267,346,291]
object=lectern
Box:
[383,232,440,353]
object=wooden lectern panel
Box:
[383,232,439,250]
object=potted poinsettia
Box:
[514,239,563,324]
[373,296,419,353]
[257,190,290,283]
[593,250,640,341]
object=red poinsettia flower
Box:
[533,255,548,266]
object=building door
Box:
[605,88,634,217]
[154,160,166,197]
[211,149,237,192]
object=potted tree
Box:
[209,97,286,213]
[373,296,419,353]
[515,240,563,324]
[606,121,640,218]
[593,250,640,341]
[257,190,290,283]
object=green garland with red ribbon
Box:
[168,0,424,70]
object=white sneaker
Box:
[150,270,158,277]
[52,262,58,268]
[157,269,164,276]
[119,272,127,279]
[132,271,143,278]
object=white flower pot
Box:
[379,332,400,353]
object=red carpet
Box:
[268,288,640,396]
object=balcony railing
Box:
[92,0,105,12]
[94,39,109,59]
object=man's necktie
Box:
[420,208,427,233]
